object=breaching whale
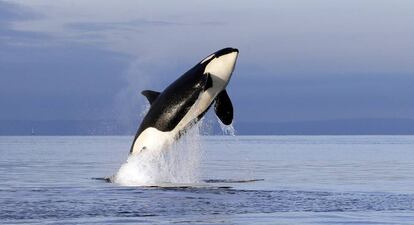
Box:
[129,47,239,154]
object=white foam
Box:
[113,123,203,186]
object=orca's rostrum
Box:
[130,48,239,154]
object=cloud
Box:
[65,19,184,32]
[0,1,39,22]
[0,1,49,47]
[0,1,132,121]
[2,0,414,125]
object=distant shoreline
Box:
[1,118,414,136]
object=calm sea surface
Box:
[1,135,414,224]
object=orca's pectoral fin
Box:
[141,90,160,105]
[214,90,233,125]
[203,73,213,91]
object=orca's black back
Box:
[134,63,207,138]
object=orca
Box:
[130,47,239,154]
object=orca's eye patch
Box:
[200,54,215,64]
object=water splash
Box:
[113,123,203,186]
[219,120,236,136]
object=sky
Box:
[1,0,414,127]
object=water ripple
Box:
[1,186,414,221]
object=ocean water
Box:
[1,135,414,224]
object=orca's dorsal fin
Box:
[141,90,160,105]
[214,90,233,125]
